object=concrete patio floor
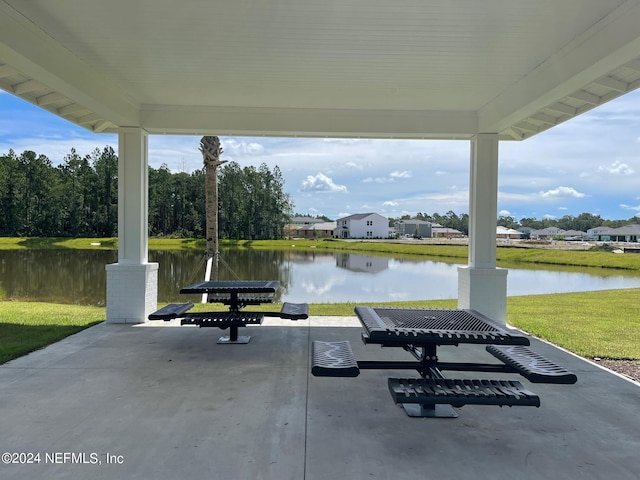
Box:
[1,317,639,480]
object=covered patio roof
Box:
[3,1,640,324]
[2,0,640,140]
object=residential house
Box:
[530,227,565,239]
[336,213,389,239]
[432,227,463,238]
[561,229,587,240]
[496,226,521,239]
[593,224,640,242]
[296,221,337,239]
[517,226,535,239]
[395,219,433,238]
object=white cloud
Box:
[363,170,412,183]
[383,201,399,207]
[598,161,634,176]
[300,173,348,193]
[390,170,412,179]
[620,204,640,212]
[345,161,363,170]
[498,210,511,216]
[222,139,264,156]
[539,186,588,198]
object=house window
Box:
[366,231,373,237]
[366,220,373,226]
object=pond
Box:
[2,248,640,306]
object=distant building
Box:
[290,216,323,225]
[432,227,463,238]
[592,224,640,242]
[296,221,337,239]
[336,213,389,239]
[517,226,535,239]
[530,227,565,239]
[587,226,610,239]
[561,229,587,240]
[395,219,433,238]
[496,226,521,239]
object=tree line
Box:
[0,148,293,240]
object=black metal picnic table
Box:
[149,280,308,344]
[312,306,576,418]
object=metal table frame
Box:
[180,280,280,344]
[354,306,531,417]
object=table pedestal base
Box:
[402,403,458,418]
[217,335,251,344]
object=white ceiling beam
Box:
[12,79,42,94]
[528,112,558,125]
[478,1,640,134]
[503,128,524,140]
[58,103,87,116]
[77,112,103,125]
[93,121,113,133]
[140,105,479,139]
[513,121,541,134]
[36,91,66,106]
[546,102,577,116]
[593,76,628,92]
[567,90,601,105]
[0,1,139,128]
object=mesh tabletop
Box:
[355,307,529,346]
[180,280,280,294]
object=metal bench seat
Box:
[388,377,541,408]
[148,302,194,320]
[181,311,264,327]
[264,302,309,320]
[486,345,578,384]
[208,295,274,306]
[311,340,360,377]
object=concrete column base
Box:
[106,262,158,324]
[457,266,508,324]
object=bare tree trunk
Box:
[199,136,227,298]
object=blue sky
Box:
[1,89,640,221]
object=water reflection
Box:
[1,248,640,306]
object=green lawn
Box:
[0,302,104,364]
[3,288,638,366]
[1,237,639,365]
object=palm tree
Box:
[199,136,227,295]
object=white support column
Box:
[458,134,508,323]
[106,128,158,324]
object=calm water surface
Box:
[2,249,640,305]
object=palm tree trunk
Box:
[199,136,227,297]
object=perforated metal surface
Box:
[181,312,264,327]
[486,345,578,384]
[376,308,498,332]
[355,307,530,346]
[180,280,280,294]
[311,341,360,377]
[388,377,541,408]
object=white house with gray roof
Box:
[336,213,389,239]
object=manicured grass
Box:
[507,289,640,360]
[187,289,640,360]
[1,288,639,365]
[0,302,104,364]
[1,237,639,364]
